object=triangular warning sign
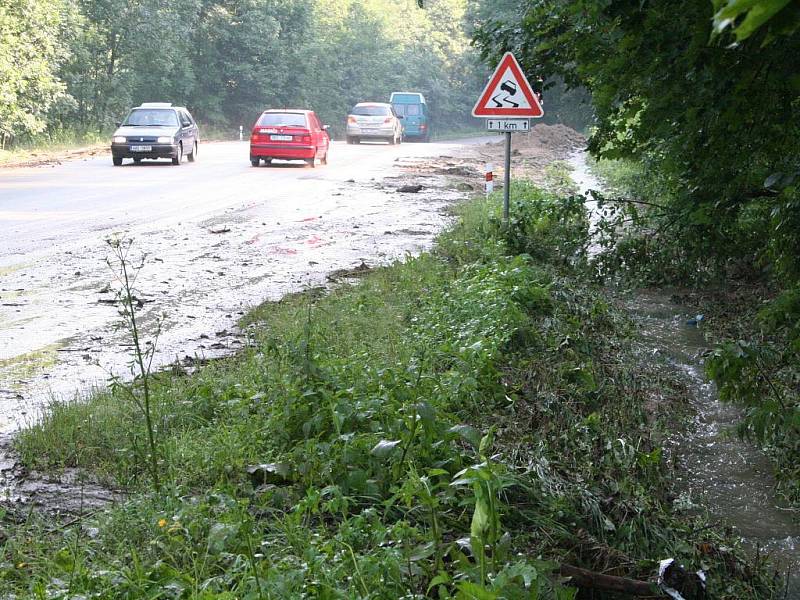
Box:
[472,52,543,118]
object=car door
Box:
[178,111,193,149]
[185,110,199,147]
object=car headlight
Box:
[157,136,173,144]
[112,136,126,143]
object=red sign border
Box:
[472,52,543,118]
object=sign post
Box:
[472,52,544,222]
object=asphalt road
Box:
[0,137,494,430]
[0,139,486,262]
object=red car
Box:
[249,109,330,167]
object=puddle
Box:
[569,152,800,595]
[0,343,60,383]
[0,434,119,518]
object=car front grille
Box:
[126,136,158,143]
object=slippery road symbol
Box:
[492,80,519,108]
[472,52,543,117]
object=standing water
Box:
[569,151,800,596]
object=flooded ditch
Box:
[570,152,800,595]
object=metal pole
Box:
[503,131,511,222]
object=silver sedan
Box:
[345,102,403,145]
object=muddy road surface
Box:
[0,138,497,432]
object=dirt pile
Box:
[396,124,588,192]
[519,123,586,153]
[490,123,586,158]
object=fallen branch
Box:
[559,564,667,597]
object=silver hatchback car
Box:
[345,102,403,145]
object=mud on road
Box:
[0,125,585,513]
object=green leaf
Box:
[714,0,792,39]
[449,424,482,448]
[416,401,436,427]
[478,428,495,458]
[427,572,452,594]
[470,494,490,540]
[207,523,239,555]
[764,172,784,189]
[456,581,498,599]
[494,561,539,589]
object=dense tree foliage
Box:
[472,0,800,282]
[472,0,800,501]
[0,0,73,146]
[2,0,484,142]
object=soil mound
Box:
[493,123,586,157]
[526,123,586,152]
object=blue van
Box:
[390,92,430,142]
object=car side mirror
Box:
[322,125,330,131]
[115,122,122,127]
[398,115,404,119]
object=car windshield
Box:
[351,105,391,116]
[257,113,307,127]
[123,109,178,127]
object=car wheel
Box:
[251,157,260,167]
[172,143,183,165]
[346,136,353,145]
[354,137,360,144]
[306,154,316,168]
[389,134,396,145]
[112,157,123,166]
[188,141,197,162]
[321,151,328,165]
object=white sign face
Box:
[486,119,530,132]
[487,71,532,110]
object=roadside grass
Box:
[0,122,239,165]
[0,129,110,166]
[6,183,780,597]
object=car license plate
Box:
[130,145,151,152]
[270,135,292,141]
